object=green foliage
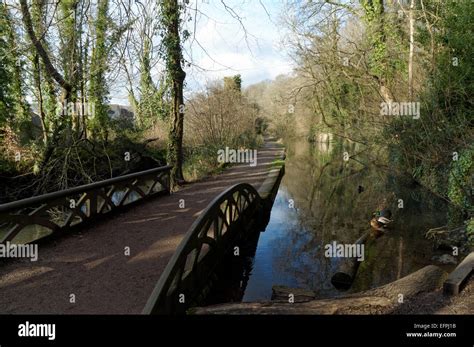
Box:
[0,2,13,125]
[0,154,15,175]
[1,0,173,201]
[182,144,223,181]
[448,146,474,212]
[134,37,169,129]
[59,0,79,89]
[361,0,387,78]
[466,218,474,249]
[182,132,263,183]
[255,117,268,135]
[387,0,473,216]
[361,0,406,81]
[237,130,262,148]
[271,159,285,168]
[0,3,28,128]
[159,0,187,86]
[160,0,187,184]
[224,74,242,93]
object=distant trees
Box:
[186,77,259,149]
[245,74,314,139]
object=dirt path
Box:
[0,141,284,314]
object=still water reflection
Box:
[239,137,448,301]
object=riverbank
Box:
[192,263,473,315]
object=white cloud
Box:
[111,1,293,104]
[184,0,294,92]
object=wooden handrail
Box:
[0,166,172,213]
[143,183,263,314]
[0,166,172,244]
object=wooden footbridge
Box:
[0,141,285,314]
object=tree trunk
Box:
[33,52,49,145]
[20,0,72,173]
[19,0,71,100]
[163,0,186,186]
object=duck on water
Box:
[370,209,393,232]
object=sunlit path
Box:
[0,141,283,314]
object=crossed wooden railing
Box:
[143,183,264,314]
[0,166,171,245]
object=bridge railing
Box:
[0,165,172,245]
[143,183,263,314]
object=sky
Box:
[183,0,294,92]
[110,0,294,104]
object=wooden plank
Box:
[443,252,474,296]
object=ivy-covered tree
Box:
[88,0,110,141]
[0,2,14,126]
[361,0,394,103]
[135,33,168,128]
[162,0,186,185]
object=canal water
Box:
[210,137,452,303]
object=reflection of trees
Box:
[284,138,388,244]
[279,138,449,294]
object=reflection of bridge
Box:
[0,141,284,314]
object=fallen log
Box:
[351,265,447,300]
[330,231,371,290]
[191,265,447,315]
